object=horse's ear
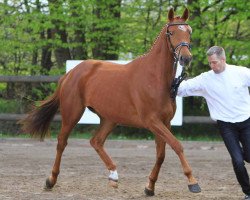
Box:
[168,8,174,21]
[181,7,189,21]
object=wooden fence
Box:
[0,75,61,83]
[0,75,215,124]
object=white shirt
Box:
[177,64,250,122]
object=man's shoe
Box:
[245,195,250,200]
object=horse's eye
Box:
[167,31,173,36]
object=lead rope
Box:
[170,69,187,99]
[170,46,187,99]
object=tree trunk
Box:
[40,29,53,73]
[69,1,88,60]
[92,0,121,60]
[54,29,71,67]
[48,0,71,68]
[72,29,88,60]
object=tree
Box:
[0,0,249,75]
[91,0,122,60]
[68,0,88,60]
[48,0,71,68]
[187,0,250,75]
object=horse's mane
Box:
[136,16,183,60]
[136,25,167,59]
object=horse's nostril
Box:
[185,56,192,61]
[180,56,192,66]
[180,56,186,62]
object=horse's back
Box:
[78,60,131,101]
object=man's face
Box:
[208,54,225,74]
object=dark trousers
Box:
[217,117,250,195]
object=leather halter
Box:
[166,22,191,99]
[166,22,191,60]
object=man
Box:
[177,46,250,200]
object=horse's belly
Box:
[95,100,143,126]
[85,88,143,127]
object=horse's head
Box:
[166,8,192,67]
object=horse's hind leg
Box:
[145,136,166,196]
[90,119,118,187]
[45,97,85,190]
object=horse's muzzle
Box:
[179,55,192,67]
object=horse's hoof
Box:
[144,187,155,196]
[188,183,201,193]
[44,178,54,190]
[108,179,118,188]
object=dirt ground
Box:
[0,138,249,200]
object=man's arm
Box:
[177,74,205,97]
[241,67,250,86]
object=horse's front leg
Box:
[148,120,201,194]
[145,136,166,196]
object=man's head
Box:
[206,46,226,74]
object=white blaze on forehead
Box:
[178,25,192,33]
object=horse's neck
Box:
[133,32,175,85]
[148,39,174,76]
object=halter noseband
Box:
[166,22,191,99]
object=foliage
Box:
[0,98,21,113]
[188,0,250,75]
[1,0,248,78]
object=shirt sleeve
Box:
[240,67,250,86]
[177,74,205,97]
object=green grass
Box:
[0,133,30,138]
[0,99,21,113]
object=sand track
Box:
[0,138,248,200]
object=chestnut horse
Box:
[21,8,201,196]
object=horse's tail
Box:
[20,75,66,140]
